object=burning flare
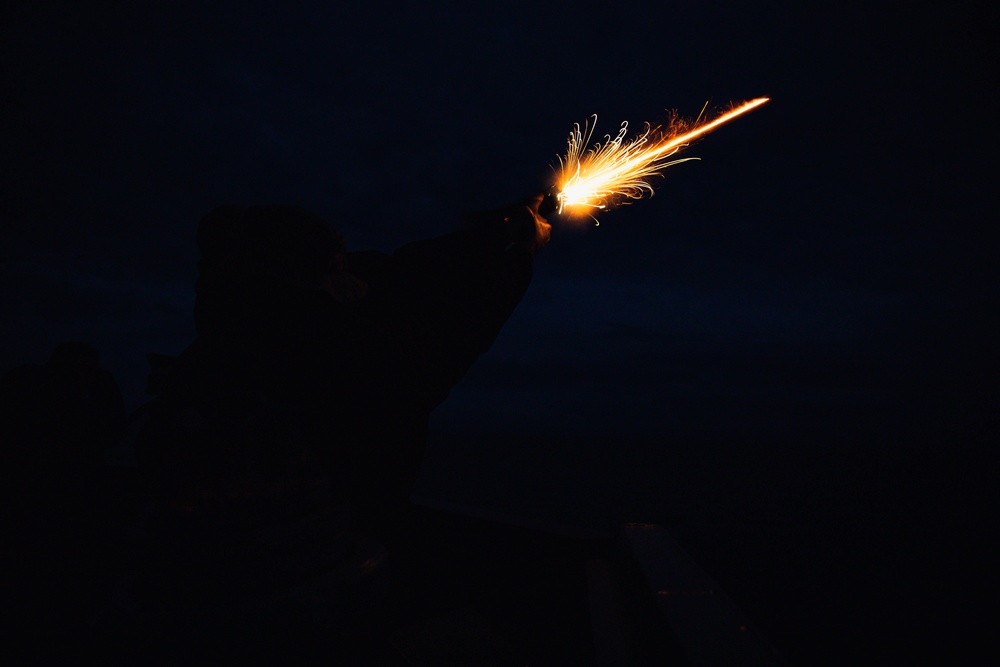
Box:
[552,97,769,218]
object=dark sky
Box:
[2,0,996,663]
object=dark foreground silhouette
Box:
[119,197,566,662]
[2,341,129,659]
[4,197,805,666]
[5,197,624,664]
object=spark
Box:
[552,97,769,219]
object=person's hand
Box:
[462,193,553,255]
[501,193,551,256]
[524,193,551,255]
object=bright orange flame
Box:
[553,97,769,218]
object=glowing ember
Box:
[552,97,769,219]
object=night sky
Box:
[2,1,995,663]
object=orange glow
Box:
[553,97,769,218]
[361,556,384,574]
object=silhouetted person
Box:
[1,341,128,660]
[1,341,126,472]
[118,195,551,661]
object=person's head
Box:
[193,205,366,339]
[197,204,347,290]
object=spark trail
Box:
[552,97,769,218]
